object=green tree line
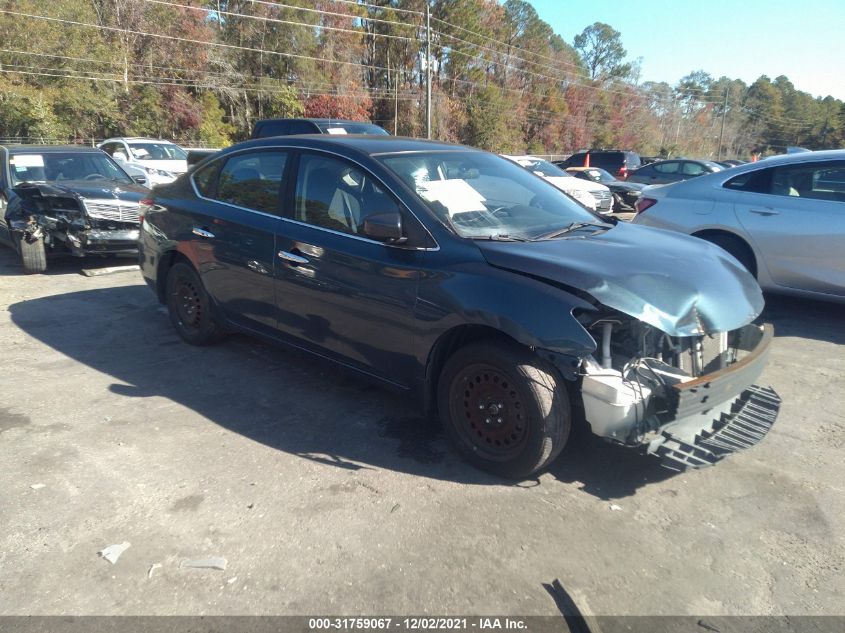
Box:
[1,0,843,158]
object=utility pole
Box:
[717,88,728,160]
[395,71,399,136]
[425,1,432,139]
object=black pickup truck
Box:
[186,119,390,168]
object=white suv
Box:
[502,155,613,214]
[98,138,188,186]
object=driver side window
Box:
[294,153,401,236]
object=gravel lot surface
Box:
[1,248,843,616]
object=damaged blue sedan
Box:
[139,136,780,478]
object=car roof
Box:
[751,149,845,165]
[255,118,382,125]
[2,144,103,153]
[218,135,475,158]
[100,137,176,143]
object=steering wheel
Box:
[84,174,106,181]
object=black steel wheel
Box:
[438,340,571,479]
[166,262,225,345]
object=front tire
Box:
[437,340,571,479]
[19,236,47,274]
[166,262,225,345]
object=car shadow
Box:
[9,283,683,498]
[0,245,136,277]
[760,292,845,345]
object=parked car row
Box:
[9,127,843,480]
[502,155,613,213]
[0,118,391,273]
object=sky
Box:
[529,0,845,100]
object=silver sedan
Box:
[632,150,845,302]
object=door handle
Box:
[192,227,215,238]
[278,250,309,265]
[749,209,780,216]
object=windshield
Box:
[508,156,570,178]
[315,122,389,135]
[9,152,133,186]
[127,142,187,160]
[379,151,599,240]
[591,168,616,183]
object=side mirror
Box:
[363,212,406,244]
[131,175,148,186]
[113,152,127,162]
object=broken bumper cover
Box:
[69,228,140,254]
[647,323,781,470]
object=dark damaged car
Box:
[139,136,781,478]
[0,145,148,273]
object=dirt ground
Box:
[0,247,843,616]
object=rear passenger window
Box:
[724,168,773,193]
[215,151,288,214]
[682,162,706,176]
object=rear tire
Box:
[19,236,47,274]
[165,262,225,345]
[700,233,757,277]
[437,340,571,479]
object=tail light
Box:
[617,166,628,180]
[635,197,657,214]
[139,198,154,226]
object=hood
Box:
[13,180,149,200]
[543,176,602,193]
[612,181,645,191]
[134,159,188,174]
[476,222,764,337]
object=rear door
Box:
[188,149,291,332]
[271,150,423,386]
[732,160,845,296]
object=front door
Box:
[272,151,422,386]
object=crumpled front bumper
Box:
[646,323,781,470]
[67,228,140,255]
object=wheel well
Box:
[423,325,520,419]
[692,229,757,277]
[155,250,193,304]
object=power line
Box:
[0,66,426,100]
[0,8,393,73]
[240,0,422,30]
[323,0,424,18]
[143,0,421,42]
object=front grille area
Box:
[82,199,141,223]
[592,189,613,210]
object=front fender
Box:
[416,261,598,364]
